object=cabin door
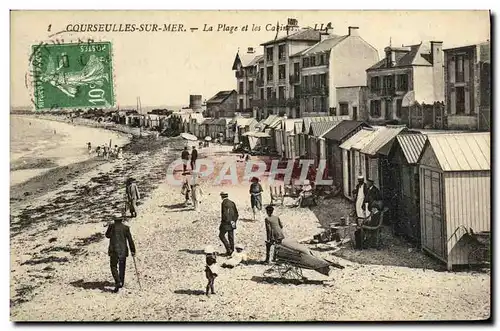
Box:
[421,168,446,259]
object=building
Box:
[258,26,323,119]
[366,41,445,128]
[387,133,427,243]
[323,120,369,187]
[231,48,263,116]
[417,133,490,270]
[444,41,491,131]
[299,26,379,118]
[206,90,237,118]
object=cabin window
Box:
[370,100,381,118]
[339,102,349,116]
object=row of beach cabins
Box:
[109,110,490,270]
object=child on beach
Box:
[181,176,192,207]
[204,245,218,296]
[221,244,248,269]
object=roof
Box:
[247,55,264,67]
[262,115,279,127]
[206,90,236,104]
[367,42,433,71]
[283,119,303,132]
[340,127,380,150]
[303,116,350,133]
[231,52,263,70]
[189,113,204,123]
[361,125,407,156]
[323,120,368,141]
[301,35,348,55]
[309,121,341,138]
[233,117,257,127]
[261,28,321,46]
[395,134,428,164]
[242,131,271,138]
[423,133,490,171]
[269,116,284,129]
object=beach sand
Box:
[9,127,490,321]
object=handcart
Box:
[263,239,344,281]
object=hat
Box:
[367,178,374,183]
[357,175,364,180]
[113,212,123,220]
[220,191,228,197]
[235,244,244,251]
[204,245,215,254]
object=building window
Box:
[353,106,358,120]
[312,75,319,88]
[320,97,327,112]
[278,86,285,100]
[239,99,244,110]
[259,68,264,80]
[294,86,300,98]
[370,100,381,118]
[339,103,349,116]
[239,82,244,94]
[397,74,408,91]
[312,97,318,112]
[293,62,300,76]
[266,87,273,100]
[370,76,380,92]
[304,75,310,90]
[267,66,273,81]
[279,64,286,79]
[320,73,327,88]
[310,56,316,67]
[455,55,465,82]
[396,99,403,118]
[303,57,310,68]
[248,81,254,94]
[456,86,465,114]
[383,75,394,92]
[320,54,325,65]
[260,88,264,99]
[278,44,286,60]
[266,47,274,61]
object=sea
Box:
[10,115,130,186]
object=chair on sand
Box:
[360,207,389,249]
[269,185,284,206]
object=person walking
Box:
[105,213,136,293]
[264,205,285,263]
[219,192,239,256]
[181,146,190,173]
[190,146,198,171]
[249,177,263,221]
[190,171,203,211]
[126,178,141,217]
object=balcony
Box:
[278,77,287,85]
[235,71,244,79]
[251,99,266,108]
[286,98,300,107]
[289,74,300,84]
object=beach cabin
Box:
[324,121,369,187]
[299,116,350,159]
[339,127,380,200]
[417,133,490,270]
[188,113,204,137]
[275,118,303,159]
[233,117,258,144]
[360,125,407,194]
[308,121,344,167]
[387,133,427,242]
[145,114,160,129]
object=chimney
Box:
[348,26,359,37]
[430,41,443,66]
[247,47,255,54]
[384,46,396,67]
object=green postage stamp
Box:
[31,41,114,110]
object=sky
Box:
[10,10,490,109]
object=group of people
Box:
[181,145,198,173]
[89,142,123,160]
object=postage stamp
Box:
[31,41,114,110]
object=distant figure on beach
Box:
[96,146,102,157]
[190,171,203,211]
[126,178,141,218]
[219,192,239,256]
[116,147,123,160]
[181,147,190,173]
[222,244,248,269]
[204,245,218,296]
[264,205,285,263]
[181,176,192,207]
[249,177,263,221]
[190,146,198,171]
[113,145,119,157]
[87,142,92,152]
[106,213,136,293]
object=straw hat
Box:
[220,191,228,198]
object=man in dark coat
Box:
[363,179,382,212]
[105,213,136,293]
[190,146,198,171]
[264,205,285,263]
[181,146,190,173]
[219,192,239,256]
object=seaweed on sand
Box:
[21,256,70,266]
[75,233,105,247]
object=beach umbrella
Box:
[180,133,198,141]
[204,136,212,141]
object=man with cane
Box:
[105,213,137,293]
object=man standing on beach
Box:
[219,192,239,256]
[126,178,141,218]
[190,146,198,171]
[181,147,190,173]
[105,213,136,293]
